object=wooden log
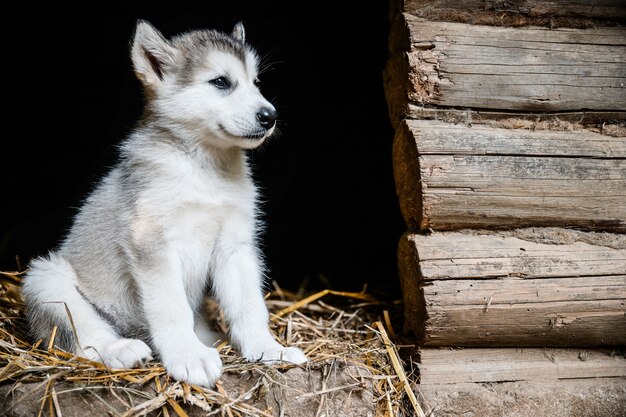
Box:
[397,230,626,347]
[395,0,626,26]
[393,119,626,232]
[384,15,626,121]
[417,347,626,384]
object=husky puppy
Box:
[21,20,307,387]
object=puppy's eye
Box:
[254,78,261,86]
[209,76,231,89]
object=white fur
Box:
[21,20,306,388]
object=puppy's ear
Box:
[131,20,179,89]
[231,21,245,43]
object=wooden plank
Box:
[384,16,626,116]
[417,347,626,384]
[397,231,626,346]
[393,119,626,232]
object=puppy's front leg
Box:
[136,252,221,386]
[212,214,307,365]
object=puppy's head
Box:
[131,20,275,149]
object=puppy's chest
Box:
[152,167,254,241]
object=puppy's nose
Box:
[257,107,277,129]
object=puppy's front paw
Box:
[277,346,308,364]
[162,342,222,387]
[245,343,307,365]
[83,338,153,369]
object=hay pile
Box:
[0,270,424,417]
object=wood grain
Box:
[384,16,626,120]
[396,0,626,25]
[398,231,626,347]
[417,347,626,384]
[393,119,626,232]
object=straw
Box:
[375,321,425,417]
[1,270,419,416]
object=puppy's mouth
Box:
[219,124,269,141]
[242,131,267,140]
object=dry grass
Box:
[0,269,424,417]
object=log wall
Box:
[386,0,626,382]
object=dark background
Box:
[2,1,404,296]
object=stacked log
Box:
[394,119,626,232]
[385,0,626,384]
[385,15,626,123]
[398,230,626,347]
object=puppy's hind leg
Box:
[21,253,152,368]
